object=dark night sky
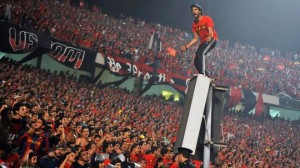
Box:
[97,0,300,53]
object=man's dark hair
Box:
[172,153,179,162]
[39,117,47,127]
[181,152,190,159]
[130,143,139,152]
[13,102,26,114]
[191,4,203,13]
[151,146,160,153]
[78,150,87,159]
[161,146,170,156]
[102,141,113,153]
[178,147,193,159]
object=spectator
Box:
[161,147,173,167]
[59,152,76,168]
[8,102,28,147]
[177,147,194,168]
[38,144,64,168]
[66,122,82,144]
[18,117,49,158]
[170,153,179,168]
[145,146,161,168]
[75,127,90,150]
[20,150,38,168]
[139,141,151,160]
[73,150,91,168]
[130,143,141,163]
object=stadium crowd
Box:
[0,0,299,98]
[0,0,300,168]
[0,58,183,168]
[0,55,300,168]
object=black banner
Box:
[49,38,96,73]
[0,21,97,74]
[0,22,39,54]
[104,53,190,93]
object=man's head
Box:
[93,135,102,144]
[33,118,46,131]
[139,141,151,152]
[130,143,140,154]
[53,145,65,158]
[161,147,172,158]
[120,141,130,152]
[81,127,89,138]
[191,4,203,19]
[130,134,138,143]
[13,102,28,117]
[59,113,70,126]
[28,152,38,165]
[123,128,131,137]
[75,122,82,134]
[65,152,76,163]
[78,150,90,163]
[152,146,161,157]
[177,147,193,162]
[103,141,114,154]
[30,103,39,114]
[111,158,122,168]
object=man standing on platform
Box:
[180,4,218,75]
[177,147,195,168]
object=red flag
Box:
[255,92,264,116]
[277,65,285,70]
[263,55,271,61]
[167,47,176,57]
[226,87,242,109]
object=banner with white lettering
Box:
[0,21,39,53]
[0,21,96,74]
[103,53,190,93]
[49,38,96,73]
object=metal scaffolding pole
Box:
[203,85,213,168]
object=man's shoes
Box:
[204,70,210,77]
[197,70,210,77]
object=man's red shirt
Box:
[192,15,218,44]
[145,154,157,168]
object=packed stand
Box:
[218,112,300,168]
[0,0,299,98]
[0,58,300,168]
[0,58,182,168]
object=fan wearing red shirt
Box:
[130,143,141,163]
[180,4,218,75]
[162,147,173,167]
[170,153,179,168]
[145,146,161,168]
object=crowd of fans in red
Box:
[0,58,183,168]
[0,0,299,99]
[0,55,299,168]
[0,0,300,168]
